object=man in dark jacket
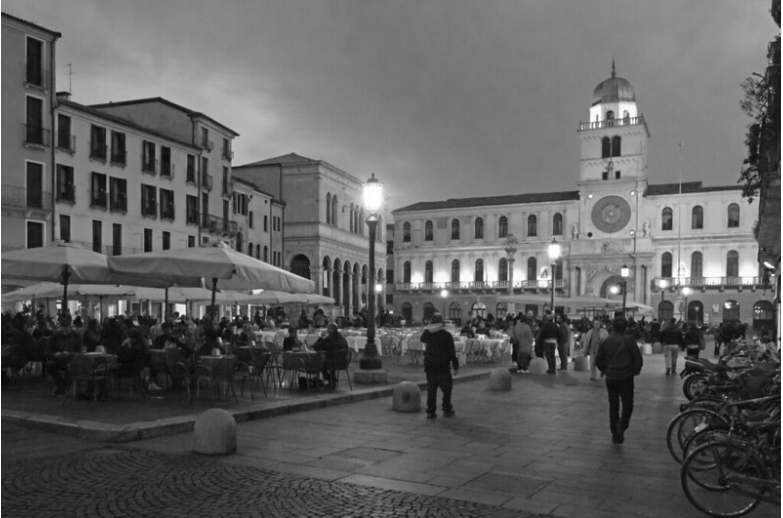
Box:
[536,312,560,374]
[313,323,349,388]
[596,317,644,444]
[420,314,459,419]
[660,318,684,376]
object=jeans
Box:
[543,342,557,373]
[426,369,454,414]
[557,342,569,370]
[663,344,679,372]
[606,377,635,435]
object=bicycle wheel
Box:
[682,440,764,518]
[684,374,710,400]
[682,425,732,470]
[666,408,721,464]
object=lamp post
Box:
[355,174,387,384]
[503,234,518,314]
[681,287,691,322]
[548,238,561,314]
[440,289,448,318]
[620,264,630,316]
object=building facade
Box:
[392,65,775,332]
[233,153,387,318]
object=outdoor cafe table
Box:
[280,351,324,388]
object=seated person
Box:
[196,328,226,357]
[312,323,349,387]
[153,322,193,356]
[460,323,476,339]
[282,327,303,351]
[45,318,84,396]
[116,328,155,389]
[82,319,102,353]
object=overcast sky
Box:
[4,0,776,213]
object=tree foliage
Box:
[738,73,772,203]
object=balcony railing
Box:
[651,276,771,290]
[160,162,175,178]
[90,191,108,208]
[142,159,158,175]
[56,133,76,153]
[56,184,76,203]
[395,279,566,292]
[200,137,214,151]
[90,144,108,161]
[578,115,646,131]
[200,213,238,235]
[24,125,50,147]
[1,185,53,211]
[110,150,127,166]
[110,193,127,212]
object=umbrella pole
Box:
[61,265,71,323]
[164,287,169,323]
[210,278,218,325]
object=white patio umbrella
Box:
[107,241,315,319]
[241,290,311,305]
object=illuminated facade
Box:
[392,65,775,331]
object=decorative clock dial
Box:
[591,195,631,233]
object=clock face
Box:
[591,195,631,233]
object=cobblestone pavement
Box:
[2,447,536,518]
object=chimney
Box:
[56,91,71,101]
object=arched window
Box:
[498,258,509,281]
[474,259,484,282]
[424,260,433,283]
[527,257,537,281]
[451,259,460,282]
[326,193,332,224]
[451,219,460,240]
[263,245,268,262]
[264,215,268,232]
[723,300,740,322]
[498,216,508,238]
[687,301,704,324]
[331,195,338,226]
[753,301,775,332]
[448,302,462,323]
[691,251,703,279]
[474,217,484,239]
[249,211,254,229]
[496,303,508,318]
[552,213,563,236]
[661,252,673,278]
[601,137,611,158]
[726,250,739,277]
[606,110,615,120]
[401,302,413,323]
[527,215,537,237]
[248,242,253,256]
[470,301,486,319]
[256,244,260,259]
[662,208,673,231]
[349,204,354,233]
[611,136,621,157]
[692,206,703,229]
[727,203,740,228]
[403,261,411,283]
[425,220,433,241]
[402,222,411,242]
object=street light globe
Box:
[682,287,692,296]
[363,173,383,213]
[548,238,561,262]
[375,283,383,293]
[620,264,630,278]
[440,289,448,299]
[658,279,668,290]
[610,286,620,295]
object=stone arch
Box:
[290,254,311,280]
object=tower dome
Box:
[592,61,635,106]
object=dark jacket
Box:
[421,326,458,374]
[313,331,349,362]
[596,332,643,380]
[537,320,560,344]
[660,324,684,348]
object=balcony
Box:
[110,150,127,166]
[222,149,234,161]
[110,193,127,212]
[24,125,50,147]
[160,162,175,179]
[90,191,108,209]
[56,184,76,203]
[651,276,772,292]
[90,144,108,161]
[395,279,566,292]
[200,137,214,151]
[142,159,158,175]
[1,185,53,211]
[578,115,646,131]
[200,213,238,236]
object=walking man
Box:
[581,318,609,381]
[536,311,560,374]
[660,318,683,376]
[512,315,535,373]
[596,317,643,444]
[420,314,459,419]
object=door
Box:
[26,162,43,208]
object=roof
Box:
[592,61,635,106]
[2,12,61,38]
[57,98,199,150]
[235,153,319,168]
[89,97,239,137]
[393,191,581,213]
[644,182,742,197]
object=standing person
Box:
[596,317,643,444]
[683,323,703,359]
[312,323,349,388]
[536,312,560,374]
[581,318,609,381]
[556,314,572,371]
[512,315,535,373]
[660,318,684,376]
[420,314,459,419]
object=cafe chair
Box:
[26,338,48,378]
[165,349,193,402]
[233,347,255,400]
[406,339,423,365]
[196,355,238,403]
[264,341,282,387]
[329,348,353,391]
[112,358,147,399]
[65,354,108,404]
[379,334,395,356]
[149,351,169,391]
[2,344,28,390]
[248,350,272,398]
[464,339,479,364]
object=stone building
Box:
[392,65,775,332]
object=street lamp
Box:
[355,174,386,382]
[681,287,692,322]
[548,238,561,314]
[440,289,448,318]
[620,264,630,316]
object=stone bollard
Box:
[652,343,663,354]
[193,408,237,455]
[573,356,589,371]
[392,381,421,412]
[642,343,653,355]
[528,357,548,375]
[489,368,512,390]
